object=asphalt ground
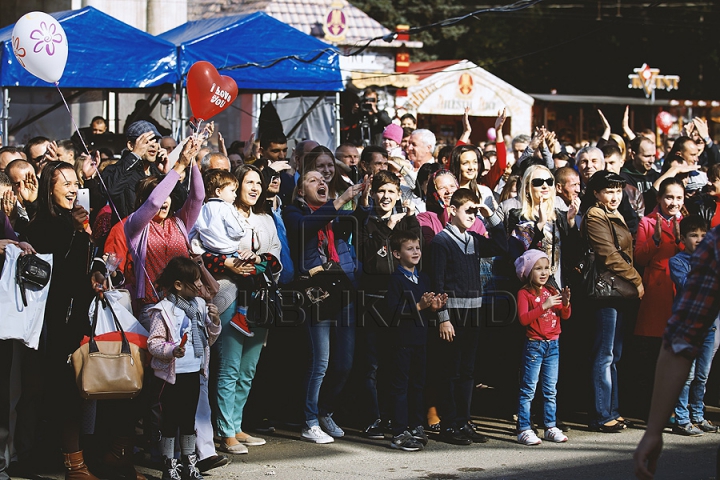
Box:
[12,412,719,480]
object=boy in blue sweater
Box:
[386,230,447,451]
[669,215,719,436]
[431,188,508,445]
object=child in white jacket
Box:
[148,256,221,480]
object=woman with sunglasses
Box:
[504,165,580,291]
[199,164,282,454]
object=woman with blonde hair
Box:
[504,165,580,289]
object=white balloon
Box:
[11,11,68,84]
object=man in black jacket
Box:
[101,120,163,222]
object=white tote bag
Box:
[0,244,53,349]
[88,289,149,337]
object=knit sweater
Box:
[430,221,508,322]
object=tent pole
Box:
[171,83,178,140]
[180,85,186,137]
[286,95,326,138]
[335,92,341,148]
[2,88,9,146]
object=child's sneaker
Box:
[517,429,542,445]
[318,413,344,438]
[544,427,568,443]
[410,426,429,446]
[230,309,254,337]
[390,431,424,452]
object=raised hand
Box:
[130,132,154,158]
[693,117,710,140]
[598,109,611,140]
[542,293,563,310]
[2,189,16,218]
[495,107,507,133]
[23,171,38,203]
[218,132,227,157]
[567,197,580,228]
[561,286,571,306]
[653,213,663,243]
[431,293,448,311]
[418,292,434,310]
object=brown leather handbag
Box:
[71,297,144,400]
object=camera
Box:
[360,96,376,113]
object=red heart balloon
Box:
[187,61,238,122]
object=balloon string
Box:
[54,82,168,308]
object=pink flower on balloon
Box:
[29,21,63,56]
[12,36,26,67]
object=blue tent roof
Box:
[160,13,343,93]
[0,7,178,88]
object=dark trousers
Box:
[438,308,482,430]
[0,341,11,480]
[389,344,426,436]
[357,327,391,424]
[159,373,200,437]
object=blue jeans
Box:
[304,304,355,428]
[591,306,624,427]
[517,339,559,432]
[675,323,718,425]
[214,300,266,437]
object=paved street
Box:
[16,415,719,480]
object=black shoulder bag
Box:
[16,254,52,307]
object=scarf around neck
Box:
[168,293,207,358]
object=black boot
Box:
[162,457,182,480]
[181,454,203,480]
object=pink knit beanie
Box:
[514,249,550,282]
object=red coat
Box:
[633,209,682,337]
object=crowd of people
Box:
[0,104,719,480]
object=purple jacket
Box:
[125,165,204,299]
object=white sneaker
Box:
[517,429,542,445]
[544,427,568,443]
[301,425,334,444]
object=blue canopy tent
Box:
[160,12,344,146]
[159,12,342,93]
[0,6,178,88]
[0,6,178,140]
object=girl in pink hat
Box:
[514,249,571,446]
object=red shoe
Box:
[230,312,254,337]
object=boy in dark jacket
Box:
[386,230,446,451]
[358,171,422,438]
[431,188,508,445]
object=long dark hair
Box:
[37,161,76,218]
[448,144,484,194]
[233,164,267,214]
[155,256,201,296]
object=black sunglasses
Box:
[531,177,554,187]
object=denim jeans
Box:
[304,304,355,428]
[675,322,718,425]
[591,306,624,427]
[517,339,559,432]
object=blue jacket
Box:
[283,199,366,284]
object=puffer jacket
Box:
[583,204,643,290]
